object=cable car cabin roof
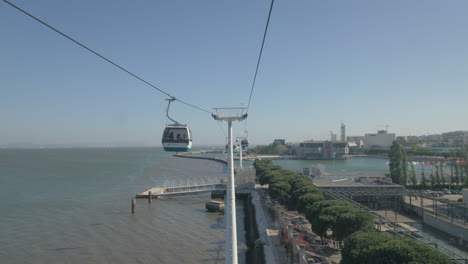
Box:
[164,125,190,130]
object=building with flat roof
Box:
[274,139,286,145]
[295,141,348,160]
[418,134,443,141]
[364,130,395,148]
[313,177,404,210]
[442,131,468,146]
[406,136,418,143]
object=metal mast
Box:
[212,108,247,264]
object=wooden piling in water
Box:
[148,191,152,203]
[132,199,136,214]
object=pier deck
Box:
[136,167,256,199]
[137,187,165,197]
[136,184,226,198]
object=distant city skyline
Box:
[2,1,467,147]
[2,128,467,149]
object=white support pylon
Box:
[212,108,247,264]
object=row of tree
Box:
[254,159,451,264]
[255,159,324,211]
[246,141,287,155]
[341,231,451,264]
[389,141,468,187]
[393,137,468,158]
[255,159,373,245]
[305,200,374,245]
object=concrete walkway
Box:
[252,189,286,264]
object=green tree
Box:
[455,148,468,184]
[409,145,433,156]
[249,141,287,155]
[430,172,435,186]
[334,210,374,242]
[341,231,451,264]
[289,178,318,200]
[410,161,417,186]
[269,180,291,203]
[421,165,427,188]
[253,159,326,210]
[389,141,408,185]
[296,192,324,213]
[402,149,408,185]
[305,200,350,238]
[454,163,460,186]
[435,166,441,185]
[305,200,372,243]
[450,165,455,187]
[440,165,446,185]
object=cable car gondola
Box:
[241,138,249,149]
[162,98,192,152]
[162,125,192,152]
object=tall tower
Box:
[340,121,346,142]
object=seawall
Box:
[174,152,228,165]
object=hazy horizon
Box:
[2,1,467,146]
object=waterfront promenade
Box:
[146,151,339,263]
[251,189,284,263]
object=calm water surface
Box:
[272,157,389,174]
[0,147,246,264]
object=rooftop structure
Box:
[364,130,396,148]
[314,176,404,210]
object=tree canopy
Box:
[389,141,408,185]
[254,159,450,264]
[247,141,287,155]
[341,231,451,264]
[305,200,373,242]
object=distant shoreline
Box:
[175,151,451,163]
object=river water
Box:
[0,147,247,264]
[272,157,389,174]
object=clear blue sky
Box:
[1,0,468,147]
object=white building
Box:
[364,130,396,148]
[442,131,468,146]
[347,136,364,148]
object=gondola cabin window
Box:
[162,126,192,152]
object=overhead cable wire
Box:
[246,0,275,113]
[2,0,213,115]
